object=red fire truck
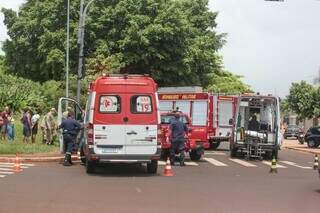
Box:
[158,87,238,150]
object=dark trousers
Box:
[170,139,185,158]
[63,134,76,154]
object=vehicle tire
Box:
[230,147,237,158]
[147,160,158,174]
[307,140,316,148]
[189,150,202,161]
[86,160,95,174]
[210,141,221,150]
[80,147,86,164]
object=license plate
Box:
[101,148,119,153]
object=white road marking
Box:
[0,175,6,178]
[229,158,257,167]
[262,161,287,168]
[0,168,14,171]
[0,163,34,167]
[135,187,142,193]
[205,152,227,156]
[280,161,312,169]
[204,158,228,167]
[158,161,198,166]
[158,161,166,166]
[0,171,14,175]
[0,165,28,169]
[185,162,199,166]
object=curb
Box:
[0,155,80,163]
[284,146,320,155]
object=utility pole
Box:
[76,0,96,103]
[65,0,70,99]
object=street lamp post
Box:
[66,0,70,99]
[76,0,96,103]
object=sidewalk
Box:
[282,139,320,155]
[0,152,80,163]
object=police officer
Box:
[59,114,81,166]
[169,112,188,166]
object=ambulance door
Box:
[217,99,234,138]
[125,94,158,155]
[57,97,84,153]
[93,94,126,155]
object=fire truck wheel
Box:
[86,160,96,174]
[230,148,237,158]
[147,160,158,174]
[189,150,201,161]
[210,141,221,150]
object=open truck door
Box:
[57,97,84,154]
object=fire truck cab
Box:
[159,111,207,161]
[58,74,161,174]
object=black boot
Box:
[68,154,73,165]
[63,154,72,166]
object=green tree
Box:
[206,70,251,94]
[1,0,248,92]
[287,81,316,120]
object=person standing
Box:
[169,113,188,166]
[6,110,15,142]
[40,108,57,145]
[58,114,81,166]
[22,107,32,143]
[31,109,41,144]
[1,106,10,140]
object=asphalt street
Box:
[0,141,319,213]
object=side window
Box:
[99,95,121,113]
[131,95,153,113]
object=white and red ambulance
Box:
[58,74,161,174]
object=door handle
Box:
[127,131,137,135]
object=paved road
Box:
[0,142,319,213]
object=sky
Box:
[1,0,320,97]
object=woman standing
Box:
[22,107,32,143]
[31,109,41,144]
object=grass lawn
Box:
[0,116,59,155]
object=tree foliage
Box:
[1,0,248,94]
[206,70,251,94]
[287,81,317,120]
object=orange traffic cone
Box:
[13,153,22,173]
[163,158,173,177]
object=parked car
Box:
[283,125,303,139]
[304,126,320,148]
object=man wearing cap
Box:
[40,108,57,145]
[169,112,188,166]
[59,114,81,166]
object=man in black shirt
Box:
[169,113,188,166]
[59,115,81,166]
[248,115,260,132]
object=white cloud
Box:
[209,0,320,97]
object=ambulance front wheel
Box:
[86,160,96,174]
[147,160,158,174]
[189,150,201,161]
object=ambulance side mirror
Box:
[229,118,234,125]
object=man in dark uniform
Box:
[59,114,81,166]
[248,115,260,132]
[169,113,188,166]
